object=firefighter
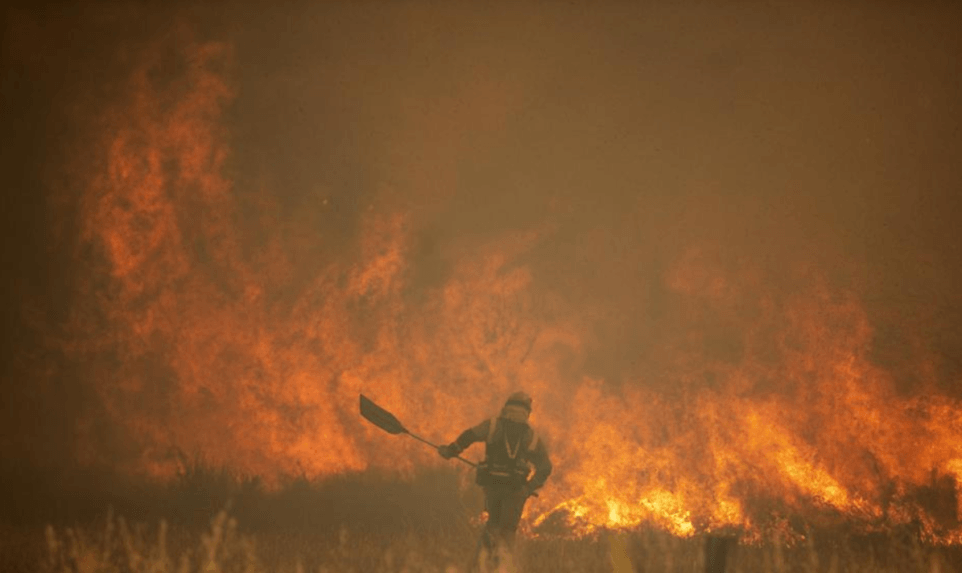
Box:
[437,391,552,559]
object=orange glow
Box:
[54,25,962,545]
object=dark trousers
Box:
[483,486,528,549]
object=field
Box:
[1,465,959,573]
[3,513,958,573]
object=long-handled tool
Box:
[359,394,477,468]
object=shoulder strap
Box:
[527,427,539,452]
[486,416,498,445]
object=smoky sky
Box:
[2,0,962,482]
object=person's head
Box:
[501,391,532,423]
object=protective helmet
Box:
[505,391,532,412]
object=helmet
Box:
[505,391,532,412]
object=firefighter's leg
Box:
[483,487,503,549]
[480,488,504,569]
[496,488,528,548]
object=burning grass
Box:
[24,10,962,547]
[18,510,959,573]
[2,465,960,573]
[9,10,962,572]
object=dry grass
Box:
[30,509,606,573]
[1,466,958,572]
[0,510,950,573]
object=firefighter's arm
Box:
[527,439,553,490]
[438,419,490,459]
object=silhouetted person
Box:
[438,391,552,565]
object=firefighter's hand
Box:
[437,444,459,459]
[522,483,541,498]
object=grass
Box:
[2,464,960,572]
[7,510,957,573]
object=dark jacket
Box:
[453,416,552,489]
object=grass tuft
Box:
[4,462,961,572]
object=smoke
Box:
[3,0,962,534]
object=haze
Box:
[1,1,960,530]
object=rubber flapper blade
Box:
[359,394,408,435]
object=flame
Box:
[45,23,962,543]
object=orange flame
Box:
[50,25,962,543]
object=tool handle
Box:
[405,430,478,468]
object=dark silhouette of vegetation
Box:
[4,460,962,572]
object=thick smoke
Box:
[2,1,962,534]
